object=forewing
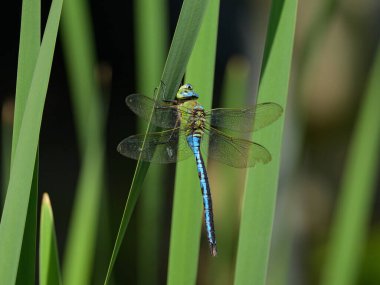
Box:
[117,128,192,163]
[203,127,271,168]
[125,94,180,128]
[207,102,283,132]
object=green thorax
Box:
[178,100,206,137]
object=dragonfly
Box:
[117,83,283,256]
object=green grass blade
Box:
[60,0,105,284]
[234,0,298,284]
[10,0,40,283]
[16,159,38,285]
[320,46,380,285]
[11,0,40,152]
[0,0,63,283]
[133,0,168,284]
[63,147,104,285]
[160,0,211,99]
[39,193,62,285]
[104,1,210,283]
[134,0,167,95]
[62,160,104,285]
[60,0,104,152]
[167,0,219,284]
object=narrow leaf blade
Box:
[168,0,219,283]
[0,0,63,283]
[234,0,298,284]
[60,0,106,283]
[39,193,62,285]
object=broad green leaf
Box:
[234,0,298,284]
[167,0,219,284]
[16,160,38,285]
[12,0,40,151]
[10,0,40,283]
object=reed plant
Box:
[3,0,378,284]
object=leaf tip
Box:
[42,193,51,206]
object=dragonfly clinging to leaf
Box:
[117,83,283,256]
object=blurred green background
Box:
[1,0,379,284]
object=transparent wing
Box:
[206,102,283,133]
[117,128,192,163]
[125,94,180,128]
[202,127,272,168]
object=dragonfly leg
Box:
[165,115,181,143]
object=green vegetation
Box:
[321,45,380,285]
[1,0,379,284]
[167,1,219,284]
[234,0,298,284]
[60,0,105,284]
[39,194,62,285]
[0,0,62,283]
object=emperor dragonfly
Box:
[117,83,283,256]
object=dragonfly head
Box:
[176,83,199,100]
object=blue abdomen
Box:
[186,135,217,256]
